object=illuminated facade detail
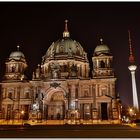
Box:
[0,20,121,124]
[128,30,139,111]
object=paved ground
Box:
[0,124,140,138]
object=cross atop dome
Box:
[65,19,68,31]
[100,38,103,44]
[17,45,20,51]
[63,19,70,38]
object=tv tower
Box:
[128,30,139,111]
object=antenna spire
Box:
[128,30,134,64]
[63,19,70,38]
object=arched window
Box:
[76,46,80,55]
[64,65,67,72]
[8,92,12,99]
[84,91,89,97]
[12,66,15,72]
[10,64,16,72]
[101,60,105,68]
[25,92,30,99]
[60,46,64,53]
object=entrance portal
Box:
[47,91,65,120]
[101,103,108,120]
[48,102,64,120]
[24,105,29,120]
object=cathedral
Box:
[0,20,121,124]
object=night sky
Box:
[0,2,140,107]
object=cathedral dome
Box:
[43,20,88,62]
[94,38,110,56]
[9,46,25,59]
[10,51,25,58]
[39,20,89,80]
[46,38,85,58]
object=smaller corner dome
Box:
[94,38,110,56]
[9,51,25,58]
[9,46,25,59]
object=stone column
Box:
[110,84,113,97]
[96,59,99,68]
[77,65,80,77]
[64,100,67,119]
[92,84,96,108]
[95,84,98,97]
[84,64,86,78]
[3,88,6,98]
[109,102,112,120]
[98,103,100,120]
[112,84,115,97]
[42,100,45,119]
[70,84,76,110]
[15,87,17,100]
[6,64,8,73]
[86,64,89,78]
[80,104,83,119]
[82,65,85,77]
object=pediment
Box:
[97,95,112,102]
[101,95,112,99]
[2,98,13,103]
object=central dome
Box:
[43,20,88,63]
[39,20,90,80]
[46,38,85,58]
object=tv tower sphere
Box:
[128,65,137,71]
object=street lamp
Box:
[129,108,133,112]
[21,110,24,125]
[12,110,15,125]
[128,108,137,123]
[129,108,134,116]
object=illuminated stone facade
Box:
[0,20,121,124]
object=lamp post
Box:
[21,110,24,125]
[129,108,136,123]
[129,108,134,116]
[12,110,15,125]
[75,110,79,124]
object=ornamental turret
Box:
[92,38,114,78]
[3,45,28,81]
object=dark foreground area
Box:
[0,124,140,138]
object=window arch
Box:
[100,60,105,68]
[25,92,30,99]
[8,92,12,99]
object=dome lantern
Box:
[63,20,70,38]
